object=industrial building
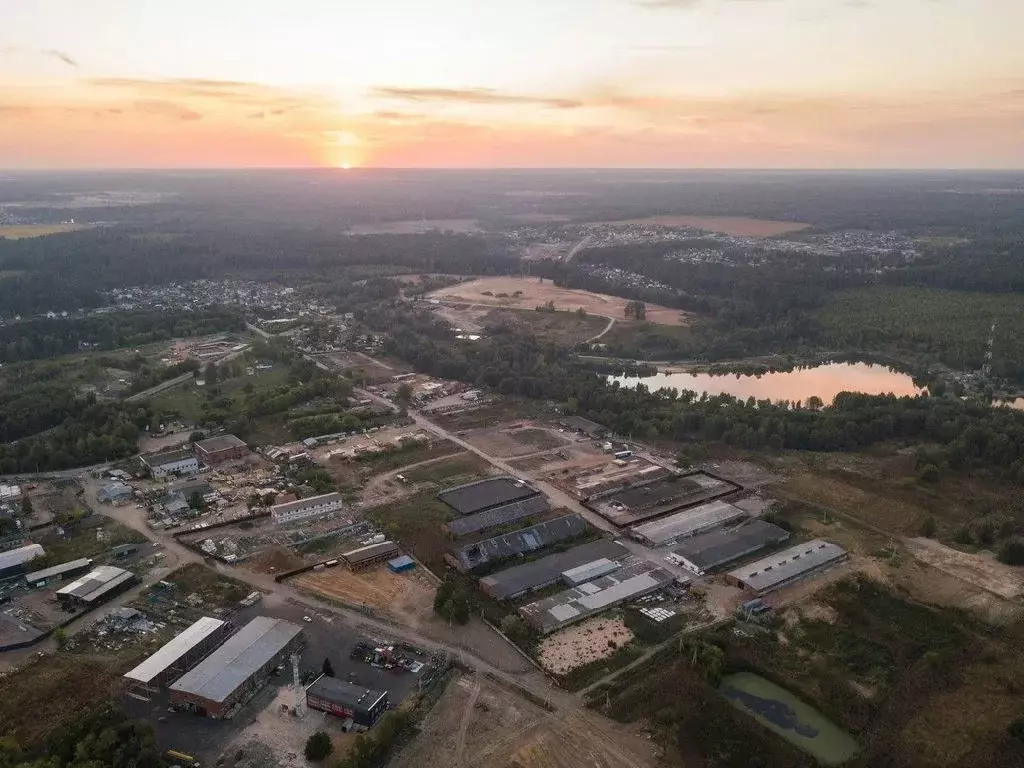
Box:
[668,519,790,575]
[340,541,400,570]
[479,538,629,600]
[628,500,748,546]
[439,476,543,516]
[558,416,608,438]
[194,434,249,465]
[56,565,136,608]
[0,484,22,502]
[97,482,133,504]
[447,513,589,572]
[123,617,231,692]
[726,540,849,595]
[24,557,92,587]
[519,560,677,635]
[271,492,345,525]
[587,471,740,526]
[387,555,415,573]
[0,543,45,580]
[169,616,304,718]
[306,677,390,728]
[140,448,200,479]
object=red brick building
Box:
[194,434,249,466]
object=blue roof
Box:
[388,555,415,569]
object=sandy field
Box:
[537,617,635,675]
[349,219,480,235]
[601,214,811,237]
[292,566,438,624]
[460,424,571,459]
[428,276,688,326]
[390,674,657,768]
[903,537,1024,600]
[0,224,87,239]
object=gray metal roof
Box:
[307,676,387,713]
[124,617,226,684]
[271,492,343,517]
[56,565,134,602]
[438,477,540,516]
[170,616,303,703]
[727,540,848,593]
[629,500,747,545]
[671,520,790,573]
[195,434,247,452]
[0,543,44,572]
[452,514,589,571]
[480,538,628,600]
[519,560,677,634]
[142,448,196,467]
[24,557,92,583]
[446,495,549,537]
[341,541,400,564]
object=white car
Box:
[302,615,313,623]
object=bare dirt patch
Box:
[0,223,89,239]
[537,618,635,675]
[461,423,571,459]
[903,537,1024,600]
[428,276,688,326]
[292,566,438,627]
[599,214,811,237]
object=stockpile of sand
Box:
[537,617,634,674]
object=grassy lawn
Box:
[481,308,609,345]
[36,519,147,565]
[402,452,490,483]
[366,490,455,573]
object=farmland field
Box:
[428,276,688,326]
[0,223,88,239]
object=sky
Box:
[0,0,1022,169]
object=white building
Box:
[140,448,200,479]
[270,492,345,525]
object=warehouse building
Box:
[306,676,390,728]
[140,448,200,479]
[194,434,249,466]
[447,513,589,572]
[519,560,677,635]
[24,557,92,587]
[439,476,544,515]
[726,540,849,595]
[170,616,304,718]
[588,471,740,527]
[0,543,45,580]
[558,416,608,438]
[479,538,628,600]
[668,520,790,575]
[123,617,231,693]
[97,482,133,505]
[271,492,345,525]
[340,541,400,570]
[56,565,136,608]
[629,500,748,546]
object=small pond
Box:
[720,672,858,766]
[611,362,923,404]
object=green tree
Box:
[395,382,413,405]
[188,491,205,511]
[20,495,33,516]
[322,657,335,677]
[53,627,67,650]
[304,731,333,762]
[204,363,218,385]
[998,538,1024,565]
[919,516,937,538]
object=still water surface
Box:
[611,362,923,404]
[720,672,859,766]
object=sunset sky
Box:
[1,0,1021,169]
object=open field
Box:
[291,565,438,626]
[427,276,688,326]
[538,617,635,675]
[597,214,811,237]
[366,490,454,573]
[349,218,480,234]
[459,423,572,459]
[401,452,491,483]
[478,307,610,344]
[0,223,88,239]
[390,674,658,768]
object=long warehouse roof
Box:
[0,544,45,572]
[727,540,848,593]
[480,538,628,600]
[56,565,133,601]
[124,617,227,684]
[452,514,589,571]
[438,477,539,516]
[170,616,302,703]
[629,500,747,545]
[24,557,92,583]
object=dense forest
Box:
[369,304,1024,481]
[0,309,245,363]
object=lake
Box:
[611,362,923,405]
[720,672,858,765]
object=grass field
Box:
[402,453,490,483]
[365,490,455,573]
[480,308,609,344]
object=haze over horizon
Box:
[2,0,1022,170]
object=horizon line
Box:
[2,166,1024,174]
